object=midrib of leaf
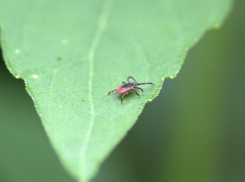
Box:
[79,0,114,181]
[48,70,57,118]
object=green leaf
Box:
[0,0,232,181]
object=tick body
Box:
[107,76,154,104]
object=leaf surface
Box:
[0,0,232,181]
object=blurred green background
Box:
[0,1,244,182]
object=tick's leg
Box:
[132,88,140,97]
[134,86,144,93]
[122,82,126,84]
[137,82,154,85]
[127,76,138,83]
[107,89,116,95]
[121,90,131,104]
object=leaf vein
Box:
[48,70,57,118]
[79,0,114,180]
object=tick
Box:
[107,76,154,104]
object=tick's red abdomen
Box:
[116,86,133,94]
